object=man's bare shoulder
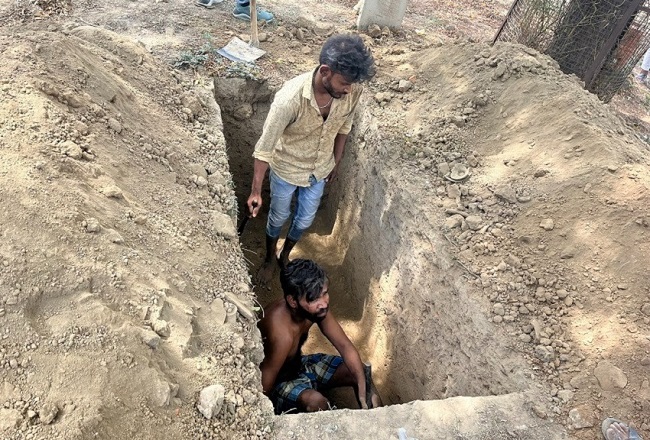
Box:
[259,299,294,338]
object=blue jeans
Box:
[267,170,326,242]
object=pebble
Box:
[568,406,594,429]
[102,186,123,199]
[38,402,59,424]
[539,219,554,230]
[367,24,382,38]
[519,333,532,343]
[465,215,483,231]
[593,360,627,391]
[84,218,101,233]
[494,184,517,203]
[197,384,225,419]
[108,118,122,133]
[397,80,413,93]
[61,140,83,159]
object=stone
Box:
[568,406,594,429]
[151,379,178,407]
[494,184,517,204]
[108,118,122,133]
[152,319,171,338]
[367,24,382,38]
[557,389,574,402]
[569,374,593,389]
[374,92,392,103]
[539,219,554,231]
[209,211,237,240]
[560,247,575,259]
[0,408,21,431]
[106,229,124,244]
[641,303,650,316]
[465,215,483,231]
[450,115,465,127]
[593,361,627,390]
[141,328,161,349]
[639,379,650,400]
[102,185,123,199]
[84,218,101,233]
[437,162,450,177]
[534,345,554,363]
[493,303,505,316]
[62,140,83,159]
[519,333,532,343]
[197,384,225,419]
[444,214,464,229]
[38,402,59,424]
[397,79,412,92]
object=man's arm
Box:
[248,93,299,216]
[259,330,293,395]
[318,312,369,408]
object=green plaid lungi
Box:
[271,353,343,414]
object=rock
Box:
[397,80,413,92]
[539,219,554,230]
[531,404,547,419]
[493,303,505,316]
[519,333,532,343]
[593,361,627,390]
[209,211,237,240]
[151,379,178,407]
[560,247,575,259]
[62,140,83,159]
[108,118,122,133]
[641,356,650,366]
[152,319,170,338]
[437,162,451,177]
[84,218,101,233]
[494,184,517,203]
[534,169,549,177]
[641,303,650,316]
[444,214,464,229]
[102,185,123,199]
[534,345,554,363]
[0,408,21,431]
[639,379,650,400]
[106,229,124,244]
[197,384,225,419]
[38,402,59,425]
[374,92,392,103]
[569,374,593,389]
[465,215,483,230]
[367,24,382,38]
[447,184,461,199]
[568,406,594,429]
[450,115,465,127]
[141,328,161,349]
[557,390,574,402]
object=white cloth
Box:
[642,47,650,71]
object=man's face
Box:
[296,281,330,323]
[322,68,353,99]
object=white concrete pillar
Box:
[357,0,408,30]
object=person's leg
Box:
[280,176,326,266]
[637,48,650,82]
[317,356,382,409]
[233,0,274,22]
[258,171,295,286]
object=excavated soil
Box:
[1,0,649,439]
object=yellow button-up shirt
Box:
[253,69,363,187]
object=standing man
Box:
[247,34,376,285]
[258,259,382,414]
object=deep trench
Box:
[213,76,531,411]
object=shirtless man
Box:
[258,259,381,414]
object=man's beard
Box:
[323,78,343,99]
[297,302,328,323]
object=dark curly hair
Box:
[319,34,376,83]
[280,259,328,302]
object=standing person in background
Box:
[636,46,650,84]
[246,34,375,286]
[196,0,274,23]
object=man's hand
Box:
[247,194,262,217]
[325,165,339,184]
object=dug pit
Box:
[214,76,535,408]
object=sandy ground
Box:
[0,0,649,439]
